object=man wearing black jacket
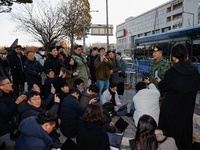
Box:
[24,51,43,89]
[44,47,63,76]
[59,88,96,138]
[0,77,26,148]
[8,45,27,92]
[17,91,60,121]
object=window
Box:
[198,2,200,24]
[145,32,151,36]
[162,27,171,33]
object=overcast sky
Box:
[0,0,170,47]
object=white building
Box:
[116,0,200,52]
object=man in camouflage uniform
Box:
[149,46,169,89]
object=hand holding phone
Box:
[155,71,158,79]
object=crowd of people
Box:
[0,43,199,150]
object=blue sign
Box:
[125,69,136,73]
[140,66,149,72]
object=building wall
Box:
[116,0,200,52]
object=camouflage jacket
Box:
[149,57,170,88]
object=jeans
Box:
[96,78,109,97]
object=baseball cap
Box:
[153,46,163,52]
[38,47,45,51]
[45,69,53,74]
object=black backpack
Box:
[10,112,21,141]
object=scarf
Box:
[109,88,116,106]
[74,52,84,60]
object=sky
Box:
[0,0,170,47]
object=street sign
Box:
[90,24,113,36]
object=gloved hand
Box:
[73,72,79,76]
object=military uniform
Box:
[149,46,170,88]
[149,57,169,88]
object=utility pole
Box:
[106,0,109,51]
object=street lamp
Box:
[83,10,99,53]
[106,0,109,51]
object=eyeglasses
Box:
[1,82,12,85]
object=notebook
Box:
[115,117,129,133]
[61,138,77,150]
[107,132,123,150]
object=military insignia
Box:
[154,47,158,51]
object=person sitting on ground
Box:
[133,115,178,150]
[101,102,116,133]
[14,110,58,150]
[100,83,122,109]
[17,90,60,121]
[75,78,84,93]
[133,81,160,127]
[44,69,66,109]
[28,82,55,102]
[60,56,79,89]
[59,88,97,138]
[80,84,99,108]
[58,82,69,104]
[0,76,26,148]
[77,104,110,150]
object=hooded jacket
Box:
[158,61,200,150]
[34,52,46,67]
[14,116,53,150]
[44,53,63,75]
[79,88,96,108]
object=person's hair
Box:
[69,88,81,95]
[116,52,121,56]
[82,104,104,124]
[56,46,63,51]
[110,82,118,89]
[134,115,167,150]
[27,51,34,55]
[49,46,56,52]
[27,91,40,101]
[136,82,146,91]
[98,47,105,52]
[15,45,22,49]
[28,83,37,91]
[37,110,58,126]
[102,102,114,112]
[60,82,69,88]
[75,79,84,86]
[0,76,8,86]
[93,47,98,51]
[171,43,188,63]
[107,50,112,56]
[89,49,93,54]
[89,84,99,93]
[112,50,116,54]
[63,56,77,70]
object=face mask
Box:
[60,51,64,55]
[41,51,45,55]
[79,88,84,92]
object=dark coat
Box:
[24,58,43,85]
[44,75,66,108]
[59,94,85,138]
[0,58,10,81]
[14,116,53,150]
[58,91,67,105]
[110,57,121,84]
[44,53,63,75]
[101,108,116,133]
[8,50,27,84]
[88,54,98,82]
[79,87,96,108]
[77,121,110,150]
[0,90,17,136]
[17,93,58,121]
[158,61,200,150]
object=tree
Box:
[62,0,91,55]
[0,0,32,13]
[11,0,65,51]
